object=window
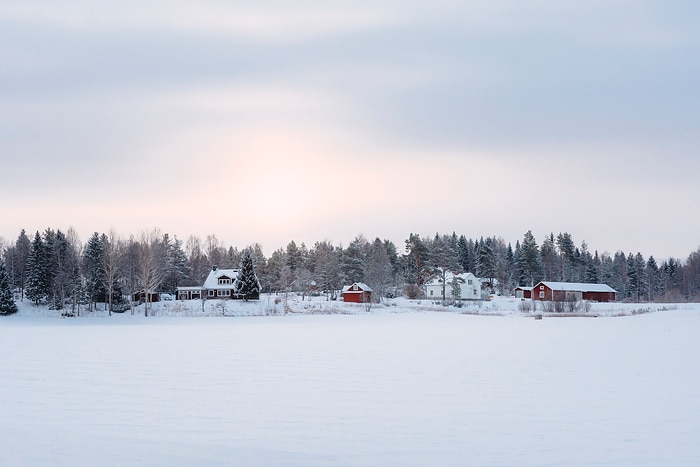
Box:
[218,277,231,285]
[218,290,230,297]
[468,279,472,285]
[430,290,434,296]
[539,291,545,299]
[208,290,215,297]
[540,285,544,290]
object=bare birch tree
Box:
[137,230,165,317]
[102,229,121,316]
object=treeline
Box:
[2,228,700,315]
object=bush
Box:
[518,300,532,313]
[404,284,422,299]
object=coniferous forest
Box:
[2,227,700,315]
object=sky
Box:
[1,1,699,259]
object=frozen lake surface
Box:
[2,309,699,465]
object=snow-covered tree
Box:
[645,256,659,301]
[236,250,260,300]
[83,232,106,311]
[25,231,50,305]
[0,261,18,315]
[311,241,342,300]
[457,235,475,274]
[3,229,31,301]
[101,231,121,315]
[341,236,368,284]
[540,233,558,281]
[50,229,80,311]
[556,232,577,282]
[137,230,166,316]
[450,275,463,305]
[476,237,496,291]
[364,238,395,303]
[517,230,542,286]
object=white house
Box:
[177,265,256,300]
[425,272,481,301]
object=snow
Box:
[2,297,700,465]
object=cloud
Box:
[1,1,397,42]
[1,1,699,258]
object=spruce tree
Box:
[519,230,542,286]
[236,250,260,300]
[25,231,50,305]
[83,232,106,310]
[0,261,18,315]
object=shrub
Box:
[404,284,422,299]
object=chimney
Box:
[212,265,218,272]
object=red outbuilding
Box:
[514,286,533,299]
[532,281,617,302]
[342,282,373,303]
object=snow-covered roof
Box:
[539,282,617,293]
[425,272,479,287]
[514,286,533,291]
[342,282,373,292]
[176,286,204,291]
[203,268,239,289]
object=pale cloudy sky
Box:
[1,1,698,258]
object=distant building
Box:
[176,265,260,300]
[532,282,617,302]
[342,282,372,303]
[514,286,533,299]
[425,272,481,301]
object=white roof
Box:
[539,282,617,293]
[342,282,373,292]
[203,268,239,289]
[425,272,479,287]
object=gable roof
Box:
[342,282,373,292]
[425,272,479,287]
[203,268,239,289]
[538,281,617,293]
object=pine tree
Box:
[476,237,495,291]
[83,232,106,311]
[25,231,50,305]
[634,253,647,302]
[626,253,639,301]
[341,237,367,284]
[556,232,576,281]
[646,256,659,301]
[0,261,18,315]
[404,233,429,284]
[540,233,558,281]
[236,250,260,300]
[3,229,31,301]
[518,230,542,286]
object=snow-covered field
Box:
[2,297,699,465]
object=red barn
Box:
[342,282,373,303]
[532,282,617,302]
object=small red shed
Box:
[532,282,617,302]
[342,282,373,303]
[514,286,533,299]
